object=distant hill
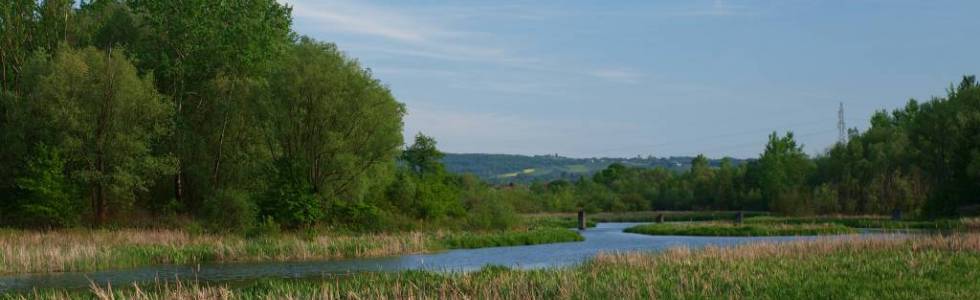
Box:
[442,153,749,184]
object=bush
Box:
[201,189,257,232]
[260,161,324,228]
[327,200,383,231]
[11,144,80,228]
[466,196,518,231]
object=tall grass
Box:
[0,229,430,274]
[9,233,980,299]
[0,226,585,274]
[589,210,769,222]
[437,228,583,249]
[624,222,857,236]
[744,216,972,230]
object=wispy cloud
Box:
[672,0,755,17]
[283,0,527,65]
[284,0,441,43]
[590,68,644,84]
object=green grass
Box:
[624,222,857,236]
[0,226,583,274]
[524,215,597,229]
[590,210,770,223]
[743,216,967,231]
[10,233,979,299]
[436,228,584,249]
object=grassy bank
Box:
[10,233,979,299]
[589,210,769,223]
[744,216,975,231]
[523,214,597,229]
[0,227,582,274]
[437,228,583,249]
[624,222,857,236]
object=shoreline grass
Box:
[624,222,857,236]
[744,216,973,231]
[589,211,769,223]
[437,228,583,249]
[8,233,979,299]
[0,227,582,274]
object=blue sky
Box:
[283,0,980,159]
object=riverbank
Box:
[9,233,978,299]
[624,222,857,236]
[0,227,583,274]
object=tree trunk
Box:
[95,183,107,225]
[212,114,228,188]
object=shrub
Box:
[11,144,80,228]
[201,189,257,232]
[466,196,518,231]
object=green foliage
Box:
[758,132,814,215]
[11,144,80,228]
[403,133,444,176]
[269,38,404,203]
[259,161,323,229]
[465,196,518,231]
[437,228,583,249]
[15,46,174,224]
[201,188,256,232]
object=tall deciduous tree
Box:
[126,0,292,208]
[758,132,813,215]
[270,38,405,204]
[19,46,174,224]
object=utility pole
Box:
[837,102,847,145]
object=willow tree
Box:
[264,38,405,226]
[125,0,292,208]
[19,47,173,224]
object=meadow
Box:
[7,233,979,299]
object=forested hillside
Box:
[442,153,747,184]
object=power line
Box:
[837,102,847,145]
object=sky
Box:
[282,0,980,159]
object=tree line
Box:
[0,0,492,231]
[514,78,979,218]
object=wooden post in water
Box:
[577,209,586,230]
[735,211,744,225]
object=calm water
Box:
[0,223,880,292]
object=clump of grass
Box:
[624,222,857,236]
[9,234,980,299]
[437,228,584,249]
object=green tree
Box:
[758,132,813,215]
[19,46,174,224]
[125,0,292,208]
[11,144,80,228]
[269,38,405,208]
[403,133,445,176]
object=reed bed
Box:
[0,229,431,274]
[8,233,980,299]
[0,227,583,274]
